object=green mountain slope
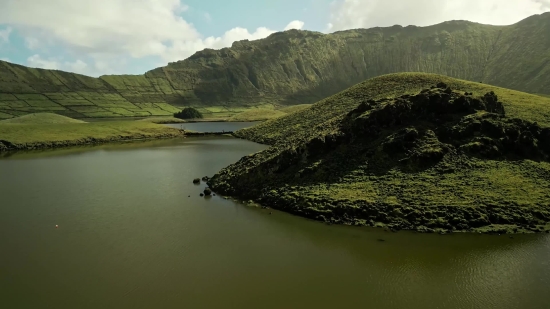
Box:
[1,12,549,119]
[208,73,550,234]
[234,73,550,146]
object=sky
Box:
[0,0,549,77]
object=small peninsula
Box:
[208,73,550,234]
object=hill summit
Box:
[208,73,550,234]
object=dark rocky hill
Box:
[208,73,550,234]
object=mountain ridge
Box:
[1,12,549,119]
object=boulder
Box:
[204,187,212,196]
[193,178,200,184]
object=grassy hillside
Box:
[208,73,550,234]
[1,13,549,119]
[279,104,312,114]
[0,113,86,124]
[138,117,186,124]
[0,114,182,151]
[227,104,311,121]
[236,73,550,146]
[228,109,287,122]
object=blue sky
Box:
[0,0,548,76]
[182,0,332,36]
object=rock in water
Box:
[203,188,212,196]
[193,178,200,184]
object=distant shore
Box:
[0,131,185,152]
[0,111,265,153]
[0,120,185,152]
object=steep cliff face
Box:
[1,13,549,119]
[148,22,502,107]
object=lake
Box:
[1,134,549,309]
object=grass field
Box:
[278,104,312,114]
[225,104,312,122]
[227,109,287,122]
[138,117,187,124]
[0,113,86,124]
[209,73,550,234]
[0,114,182,150]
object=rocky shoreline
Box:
[208,183,550,235]
[251,192,550,234]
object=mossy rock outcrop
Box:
[208,74,550,234]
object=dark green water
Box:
[1,136,549,309]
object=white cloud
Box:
[0,0,305,75]
[0,26,12,43]
[67,59,88,73]
[0,0,198,58]
[26,54,91,74]
[204,12,212,22]
[327,0,550,31]
[24,37,41,50]
[27,54,59,70]
[162,20,305,62]
[284,20,305,31]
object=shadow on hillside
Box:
[276,53,401,107]
[278,73,366,107]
